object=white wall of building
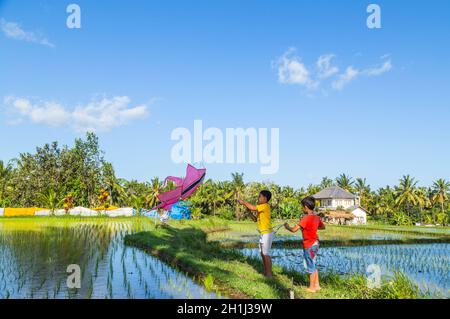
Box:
[330,199,355,209]
[351,208,367,225]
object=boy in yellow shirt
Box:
[238,190,273,278]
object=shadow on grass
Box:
[125,226,293,299]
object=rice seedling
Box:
[7,217,443,299]
[203,274,216,292]
[0,217,218,299]
[240,243,449,297]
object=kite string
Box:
[257,223,286,235]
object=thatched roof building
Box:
[319,210,358,225]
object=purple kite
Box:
[153,164,206,211]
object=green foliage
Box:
[215,206,235,220]
[125,223,430,299]
[131,195,145,216]
[37,189,62,214]
[432,179,450,213]
[277,198,301,219]
[436,211,449,226]
[329,271,421,299]
[0,135,449,228]
[0,160,12,203]
[335,173,354,192]
[191,207,203,220]
[391,211,413,226]
[3,133,105,208]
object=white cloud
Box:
[0,18,54,47]
[274,49,393,94]
[72,96,148,132]
[273,48,318,90]
[332,67,360,90]
[4,96,149,132]
[317,54,339,79]
[365,58,393,76]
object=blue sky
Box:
[0,0,449,189]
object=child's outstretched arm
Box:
[284,223,301,233]
[237,199,257,212]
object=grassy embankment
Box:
[1,216,446,299]
[124,218,442,299]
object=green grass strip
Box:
[125,225,429,299]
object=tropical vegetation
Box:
[0,133,449,226]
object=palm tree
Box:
[374,187,395,220]
[38,189,62,215]
[335,174,354,192]
[306,184,321,196]
[394,175,420,216]
[431,178,450,213]
[145,177,163,208]
[132,195,145,216]
[320,177,334,189]
[281,186,295,199]
[355,178,371,207]
[415,187,431,222]
[296,187,307,202]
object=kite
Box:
[153,164,206,211]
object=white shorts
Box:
[259,232,274,256]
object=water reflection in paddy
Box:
[0,219,219,299]
[241,243,449,297]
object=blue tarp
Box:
[140,201,191,220]
[169,201,192,220]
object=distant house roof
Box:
[313,186,356,199]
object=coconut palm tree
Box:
[431,179,450,214]
[415,187,432,223]
[373,187,395,220]
[355,178,371,207]
[280,185,295,200]
[145,177,163,209]
[335,174,354,192]
[394,175,421,216]
[320,177,334,189]
[305,184,320,196]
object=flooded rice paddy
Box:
[211,223,442,245]
[1,218,448,299]
[0,219,219,299]
[241,243,450,297]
